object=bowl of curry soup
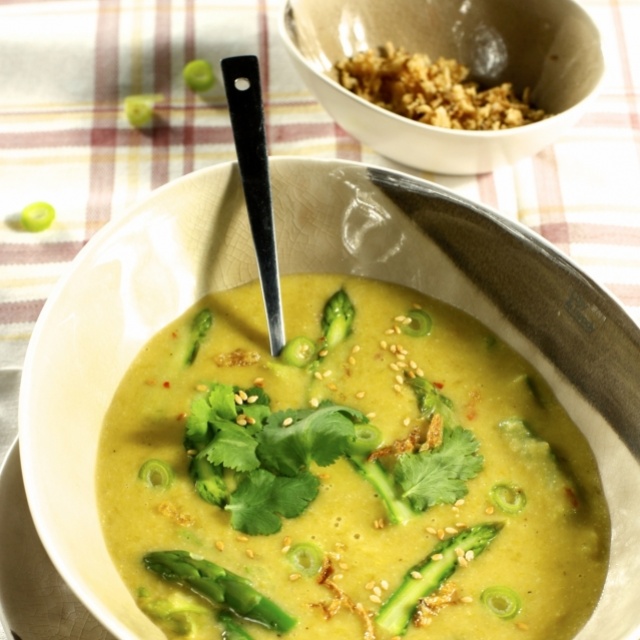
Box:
[18,158,640,640]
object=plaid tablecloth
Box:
[1,0,640,464]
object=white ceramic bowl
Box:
[279,0,605,175]
[19,158,640,639]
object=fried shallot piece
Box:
[313,556,377,639]
[214,348,260,367]
[414,581,460,627]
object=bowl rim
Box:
[277,0,606,140]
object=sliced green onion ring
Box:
[286,543,324,577]
[481,585,522,619]
[20,201,55,232]
[489,483,527,514]
[350,424,383,455]
[124,94,163,127]
[183,59,216,92]
[400,309,432,337]
[280,336,317,368]
[138,459,175,489]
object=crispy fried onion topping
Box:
[413,581,460,627]
[312,556,377,640]
[368,414,444,462]
[214,349,260,367]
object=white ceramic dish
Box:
[279,0,605,175]
[0,439,113,640]
[18,157,640,639]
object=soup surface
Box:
[97,274,610,640]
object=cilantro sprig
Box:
[184,383,367,535]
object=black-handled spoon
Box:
[221,55,286,356]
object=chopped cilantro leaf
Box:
[394,426,484,511]
[257,405,364,476]
[225,469,319,535]
[202,423,260,472]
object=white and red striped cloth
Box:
[1,0,640,460]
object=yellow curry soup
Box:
[97,274,610,640]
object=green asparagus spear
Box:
[218,610,255,639]
[347,452,415,525]
[189,453,228,507]
[321,288,355,348]
[376,522,503,636]
[143,550,297,633]
[185,308,213,365]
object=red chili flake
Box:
[171,331,179,339]
[565,486,580,509]
[163,381,171,389]
[433,381,444,389]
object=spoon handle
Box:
[221,55,286,356]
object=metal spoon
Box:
[221,55,286,356]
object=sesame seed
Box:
[239,389,248,401]
[373,586,382,597]
[328,383,338,391]
[458,557,469,567]
[431,553,444,561]
[460,596,474,603]
[390,363,400,372]
[416,368,424,377]
[215,540,225,551]
[236,535,249,542]
[455,547,465,557]
[234,393,243,405]
[246,416,256,425]
[310,397,320,408]
[394,315,407,322]
[365,581,376,590]
[456,522,467,529]
[355,391,366,399]
[366,412,377,419]
[369,594,382,604]
[352,345,361,353]
[246,549,255,559]
[323,370,332,378]
[410,571,423,580]
[385,328,395,335]
[339,562,349,570]
[236,416,247,426]
[314,371,323,380]
[396,352,406,361]
[426,527,437,535]
[196,384,208,391]
[395,374,404,385]
[389,344,398,354]
[333,573,344,580]
[516,622,530,631]
[253,377,265,387]
[465,550,475,562]
[455,498,466,506]
[437,529,445,540]
[380,579,389,590]
[485,505,495,515]
[393,384,402,393]
[445,527,458,534]
[318,348,329,357]
[247,395,259,404]
[409,360,418,369]
[394,325,402,334]
[289,573,301,581]
[403,417,411,427]
[282,417,294,427]
[348,356,356,365]
[380,340,388,350]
